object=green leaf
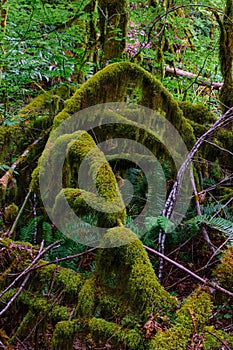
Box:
[157,216,175,233]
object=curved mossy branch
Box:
[53,62,196,149]
[95,228,177,317]
[53,188,126,241]
[36,130,126,241]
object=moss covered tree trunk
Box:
[219,0,233,110]
[98,0,128,65]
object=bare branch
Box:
[32,247,97,271]
[0,273,30,317]
[0,240,62,299]
[6,189,32,237]
[158,107,233,281]
[144,245,233,297]
[165,66,223,90]
[0,128,50,191]
[190,167,216,253]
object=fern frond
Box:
[187,215,233,245]
[19,217,42,243]
[42,222,53,246]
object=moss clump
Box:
[77,275,96,318]
[96,228,177,318]
[178,101,216,125]
[4,203,18,223]
[203,326,233,349]
[213,246,233,290]
[51,320,78,350]
[52,62,195,149]
[88,318,143,349]
[35,262,84,302]
[150,290,213,350]
[53,188,125,234]
[89,317,122,344]
[124,329,143,350]
[67,131,120,201]
[49,305,70,323]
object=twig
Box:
[205,330,231,350]
[32,247,97,271]
[167,237,192,257]
[6,189,32,237]
[190,167,216,253]
[204,139,233,156]
[0,273,30,317]
[158,107,233,282]
[144,245,233,297]
[166,260,218,291]
[205,236,231,267]
[0,240,62,299]
[0,128,51,191]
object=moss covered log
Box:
[2,233,233,349]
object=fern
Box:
[19,217,42,243]
[201,203,233,221]
[42,222,53,246]
[145,216,175,233]
[187,215,233,245]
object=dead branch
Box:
[144,245,233,297]
[158,107,233,282]
[6,189,32,237]
[0,240,62,299]
[0,273,30,317]
[190,167,216,253]
[205,330,231,350]
[165,66,223,90]
[0,128,50,191]
[32,247,97,271]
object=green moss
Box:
[4,203,18,223]
[127,262,177,317]
[123,329,143,350]
[150,290,212,349]
[214,246,233,290]
[89,317,122,341]
[30,297,50,314]
[49,305,70,323]
[67,131,120,201]
[54,187,125,232]
[96,228,177,318]
[203,326,233,349]
[55,268,83,297]
[178,101,216,124]
[51,320,78,350]
[52,62,196,149]
[36,263,57,284]
[176,290,212,330]
[35,262,83,300]
[88,317,143,349]
[77,276,96,317]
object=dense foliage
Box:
[0,0,233,349]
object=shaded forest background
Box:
[1,0,233,349]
